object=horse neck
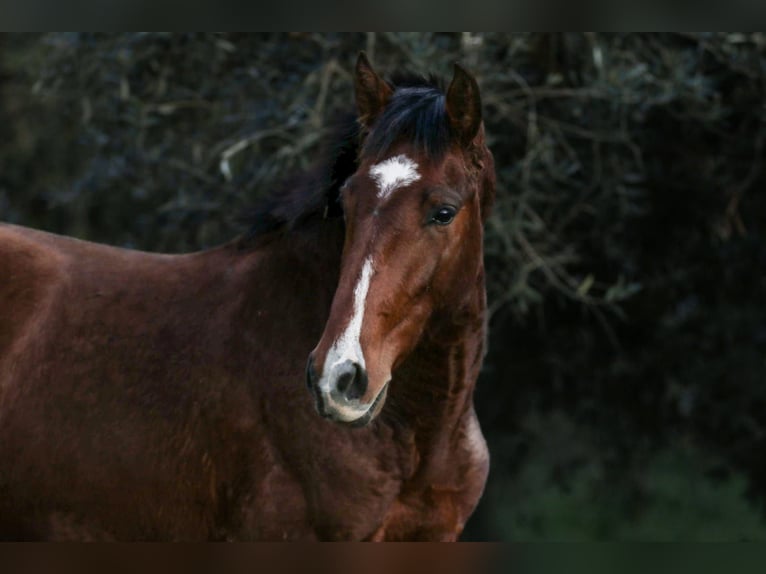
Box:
[385,265,487,438]
[234,218,346,342]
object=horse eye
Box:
[430,206,457,226]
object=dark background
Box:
[1,33,765,540]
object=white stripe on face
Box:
[320,256,374,390]
[370,154,420,200]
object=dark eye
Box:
[430,206,457,226]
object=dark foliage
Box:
[1,32,765,540]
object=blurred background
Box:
[1,32,765,541]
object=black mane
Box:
[242,71,449,240]
[364,72,449,160]
[240,112,358,240]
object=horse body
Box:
[0,54,493,540]
[0,220,487,540]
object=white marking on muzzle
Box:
[370,154,420,199]
[320,256,374,396]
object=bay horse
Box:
[0,54,495,541]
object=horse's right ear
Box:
[446,63,482,146]
[354,52,393,128]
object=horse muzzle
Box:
[306,355,387,426]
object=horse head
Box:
[306,53,495,426]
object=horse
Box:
[0,53,495,541]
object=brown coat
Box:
[0,220,488,540]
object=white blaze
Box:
[321,256,374,391]
[370,154,420,199]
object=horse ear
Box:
[446,63,482,145]
[355,52,393,128]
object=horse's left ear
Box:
[355,52,393,128]
[446,63,482,145]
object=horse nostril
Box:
[335,360,368,401]
[336,369,353,395]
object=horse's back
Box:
[0,223,186,368]
[0,224,68,367]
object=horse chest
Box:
[370,416,489,541]
[287,460,470,541]
[369,465,482,541]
